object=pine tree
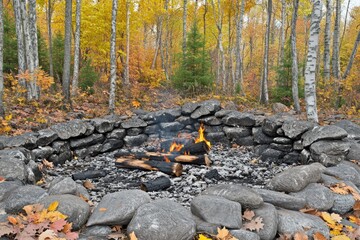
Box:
[173,22,213,95]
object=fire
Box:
[164,156,171,162]
[169,142,184,152]
[195,123,211,149]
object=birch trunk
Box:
[278,0,286,66]
[0,0,4,117]
[72,0,81,96]
[62,0,72,104]
[291,0,300,113]
[304,0,322,123]
[182,0,187,56]
[161,0,170,81]
[342,30,360,80]
[13,0,26,89]
[323,0,331,80]
[47,0,54,77]
[151,19,162,69]
[29,0,38,70]
[332,0,340,79]
[235,0,244,95]
[340,0,350,49]
[260,0,272,105]
[124,0,130,85]
[109,0,118,114]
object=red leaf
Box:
[65,231,79,240]
[50,219,67,232]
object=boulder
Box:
[126,128,143,136]
[260,148,285,163]
[0,148,29,182]
[79,226,112,240]
[127,199,196,240]
[191,195,242,229]
[40,194,90,230]
[190,100,221,119]
[36,129,58,146]
[121,117,147,129]
[51,120,94,140]
[69,134,105,149]
[323,163,360,187]
[192,215,219,235]
[103,114,128,127]
[182,102,200,115]
[230,230,260,240]
[199,116,222,126]
[0,181,22,201]
[90,118,114,133]
[202,184,263,209]
[124,134,148,147]
[49,141,72,165]
[277,209,330,238]
[222,112,256,127]
[106,129,126,139]
[100,139,124,153]
[214,110,237,118]
[272,102,289,113]
[281,120,315,140]
[32,146,54,160]
[253,188,306,210]
[347,141,360,161]
[310,140,350,166]
[253,203,278,240]
[86,190,151,226]
[205,132,227,144]
[334,120,360,139]
[48,177,77,195]
[160,122,185,132]
[253,127,274,144]
[302,125,348,147]
[269,163,325,192]
[223,127,251,140]
[142,108,182,123]
[262,114,294,137]
[176,116,195,126]
[4,132,38,149]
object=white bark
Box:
[323,0,331,80]
[260,0,272,105]
[62,0,72,104]
[278,0,286,65]
[13,0,26,89]
[342,30,360,79]
[29,0,38,70]
[161,0,170,81]
[72,0,81,96]
[332,0,340,79]
[109,0,118,114]
[124,0,130,85]
[304,0,322,123]
[47,0,54,77]
[235,0,244,95]
[182,0,187,56]
[0,0,4,116]
[291,0,300,113]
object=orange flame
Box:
[164,156,171,162]
[195,123,211,149]
[169,142,184,152]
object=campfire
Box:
[115,123,212,178]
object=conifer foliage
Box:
[173,22,213,95]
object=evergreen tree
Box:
[173,21,213,94]
[3,12,18,73]
[52,33,65,83]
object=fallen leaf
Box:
[331,235,351,240]
[7,216,18,225]
[0,224,15,236]
[198,233,212,240]
[321,212,336,226]
[48,201,59,211]
[129,231,138,240]
[243,209,255,221]
[50,219,67,232]
[83,180,95,189]
[300,208,319,216]
[313,232,327,240]
[243,217,264,232]
[99,208,107,212]
[65,231,79,240]
[108,232,126,240]
[278,233,292,240]
[331,213,342,223]
[38,229,57,240]
[0,176,5,183]
[42,159,54,169]
[216,227,230,239]
[353,201,360,210]
[294,231,308,240]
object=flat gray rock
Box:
[269,163,325,192]
[191,195,242,229]
[190,100,221,119]
[335,120,360,139]
[3,185,48,214]
[277,209,330,238]
[0,181,22,201]
[192,215,219,235]
[223,127,252,140]
[0,149,28,182]
[222,112,256,127]
[100,139,124,153]
[230,229,260,240]
[36,129,58,146]
[331,191,355,215]
[199,116,222,126]
[310,140,350,166]
[253,188,306,210]
[290,183,334,211]
[70,133,105,149]
[4,132,38,149]
[202,184,263,209]
[86,190,151,226]
[142,108,182,123]
[324,163,360,187]
[282,120,315,139]
[121,117,147,129]
[48,177,77,195]
[253,203,278,240]
[160,122,184,132]
[90,118,114,133]
[127,199,196,240]
[79,226,112,240]
[40,194,90,230]
[262,114,294,137]
[51,119,94,140]
[182,102,200,115]
[106,128,126,139]
[124,134,148,147]
[302,125,348,147]
[347,141,360,161]
[32,146,54,160]
[253,127,273,144]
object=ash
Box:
[46,142,292,208]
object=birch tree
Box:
[124,0,130,85]
[109,0,118,114]
[278,0,286,66]
[323,0,331,80]
[29,0,38,71]
[304,0,322,123]
[332,0,340,79]
[72,0,81,96]
[62,0,72,104]
[235,0,245,95]
[182,0,187,56]
[342,30,360,80]
[260,0,272,105]
[291,0,300,113]
[47,0,54,77]
[0,0,4,117]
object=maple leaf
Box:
[50,219,67,232]
[331,213,343,223]
[198,233,212,240]
[353,201,360,210]
[47,201,59,212]
[65,231,79,240]
[331,235,351,240]
[243,209,255,221]
[7,216,18,225]
[42,159,54,169]
[38,229,57,240]
[62,223,73,233]
[321,212,336,226]
[217,227,230,239]
[132,100,141,108]
[278,233,292,240]
[243,217,264,232]
[83,180,95,189]
[294,231,308,240]
[129,231,138,240]
[313,232,327,240]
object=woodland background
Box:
[0,0,359,135]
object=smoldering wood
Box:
[72,170,107,180]
[141,176,171,192]
[160,138,194,152]
[160,140,209,155]
[115,157,183,177]
[132,152,211,166]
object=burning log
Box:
[141,176,171,192]
[161,141,210,155]
[115,157,183,177]
[143,152,211,166]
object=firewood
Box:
[161,140,210,155]
[160,138,194,152]
[145,152,211,166]
[72,170,106,180]
[141,176,171,192]
[115,157,183,177]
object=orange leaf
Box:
[216,227,230,239]
[0,176,5,183]
[129,231,138,240]
[47,201,59,211]
[99,208,107,212]
[353,200,360,210]
[243,209,255,221]
[294,231,308,240]
[313,232,327,240]
[7,216,18,225]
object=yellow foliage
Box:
[198,234,212,240]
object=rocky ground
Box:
[45,141,293,208]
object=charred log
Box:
[141,176,171,192]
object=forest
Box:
[0,0,359,134]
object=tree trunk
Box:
[278,0,286,66]
[47,0,54,77]
[0,0,4,117]
[109,0,118,114]
[62,0,72,105]
[260,0,272,105]
[342,30,360,80]
[12,0,26,89]
[161,0,170,81]
[72,0,81,96]
[151,18,162,70]
[29,0,38,70]
[291,0,300,113]
[332,0,340,79]
[182,0,187,56]
[124,0,130,85]
[304,0,322,123]
[323,0,331,80]
[340,0,350,49]
[235,0,245,95]
[203,0,207,48]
